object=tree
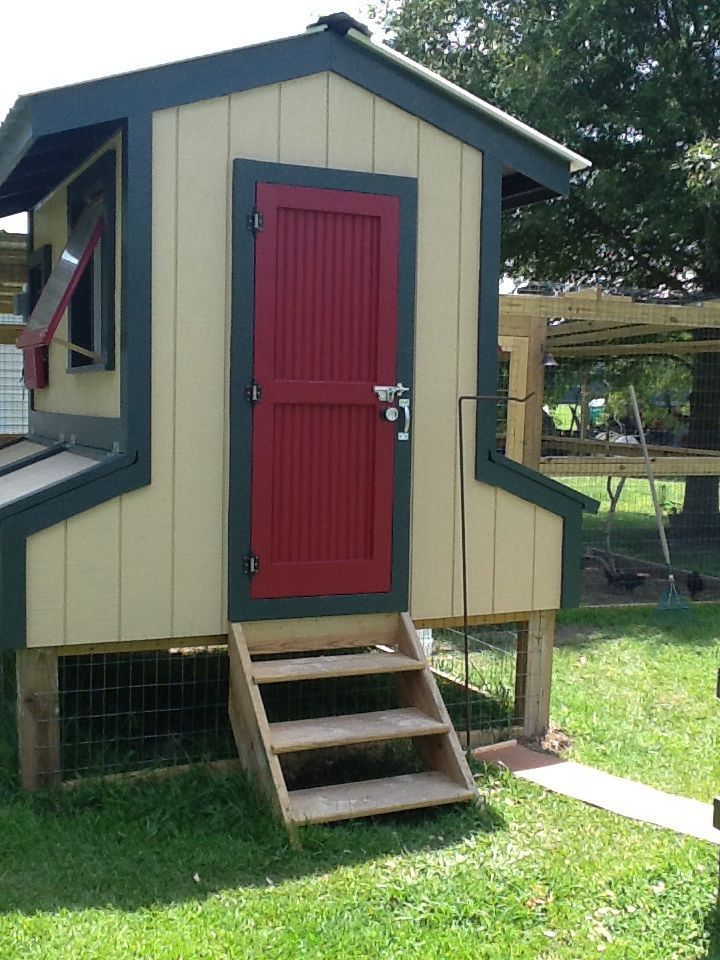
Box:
[371,0,720,523]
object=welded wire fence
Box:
[427,625,522,744]
[0,630,528,785]
[0,315,27,435]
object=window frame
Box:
[66,150,116,373]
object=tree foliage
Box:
[371,0,720,520]
[370,0,720,290]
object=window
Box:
[66,151,116,371]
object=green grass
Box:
[561,476,720,576]
[553,605,720,802]
[0,608,718,958]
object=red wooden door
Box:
[249,183,400,600]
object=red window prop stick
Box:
[17,201,104,350]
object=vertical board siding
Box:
[24,73,564,651]
[373,99,419,178]
[492,491,536,613]
[118,108,178,641]
[171,97,229,636]
[532,509,563,610]
[26,524,66,648]
[452,146,496,617]
[408,124,462,620]
[279,74,328,166]
[328,74,374,172]
[65,500,121,644]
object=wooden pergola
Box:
[498,289,720,477]
[0,230,26,318]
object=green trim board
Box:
[229,160,417,623]
[475,156,597,608]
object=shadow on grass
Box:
[555,603,720,650]
[703,900,720,959]
[0,768,504,915]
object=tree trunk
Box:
[681,329,720,527]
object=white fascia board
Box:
[346,28,591,174]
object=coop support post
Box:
[522,610,556,737]
[16,648,61,790]
[514,621,529,724]
[522,316,546,470]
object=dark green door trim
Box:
[229,160,417,623]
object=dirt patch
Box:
[580,553,720,606]
[519,724,573,757]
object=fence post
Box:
[522,610,556,737]
[16,648,61,789]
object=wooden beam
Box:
[501,293,720,329]
[499,334,529,463]
[16,648,61,790]
[552,340,720,358]
[55,634,227,657]
[413,611,534,629]
[541,435,719,458]
[514,621,528,725]
[547,323,695,346]
[522,610,555,738]
[0,325,22,345]
[540,455,720,477]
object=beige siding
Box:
[25,73,563,648]
[31,135,123,418]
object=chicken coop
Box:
[0,13,593,828]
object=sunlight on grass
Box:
[0,608,717,958]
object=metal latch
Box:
[243,554,260,576]
[373,382,409,403]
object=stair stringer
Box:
[227,622,294,828]
[395,613,478,796]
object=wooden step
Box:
[269,708,449,754]
[289,771,475,824]
[252,651,422,684]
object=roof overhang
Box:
[0,22,590,218]
[0,108,121,218]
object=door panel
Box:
[249,183,400,600]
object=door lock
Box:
[373,382,409,403]
[383,407,400,422]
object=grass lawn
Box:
[561,475,720,576]
[0,607,718,959]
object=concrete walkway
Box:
[476,741,719,845]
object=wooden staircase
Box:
[228,612,477,830]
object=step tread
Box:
[289,771,475,823]
[269,707,448,754]
[253,651,422,684]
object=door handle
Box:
[398,398,410,441]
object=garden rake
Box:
[628,385,691,620]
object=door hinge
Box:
[245,381,262,403]
[247,208,264,235]
[243,554,260,576]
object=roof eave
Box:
[346,28,591,176]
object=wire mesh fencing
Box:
[0,315,27,436]
[0,629,529,786]
[426,624,523,746]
